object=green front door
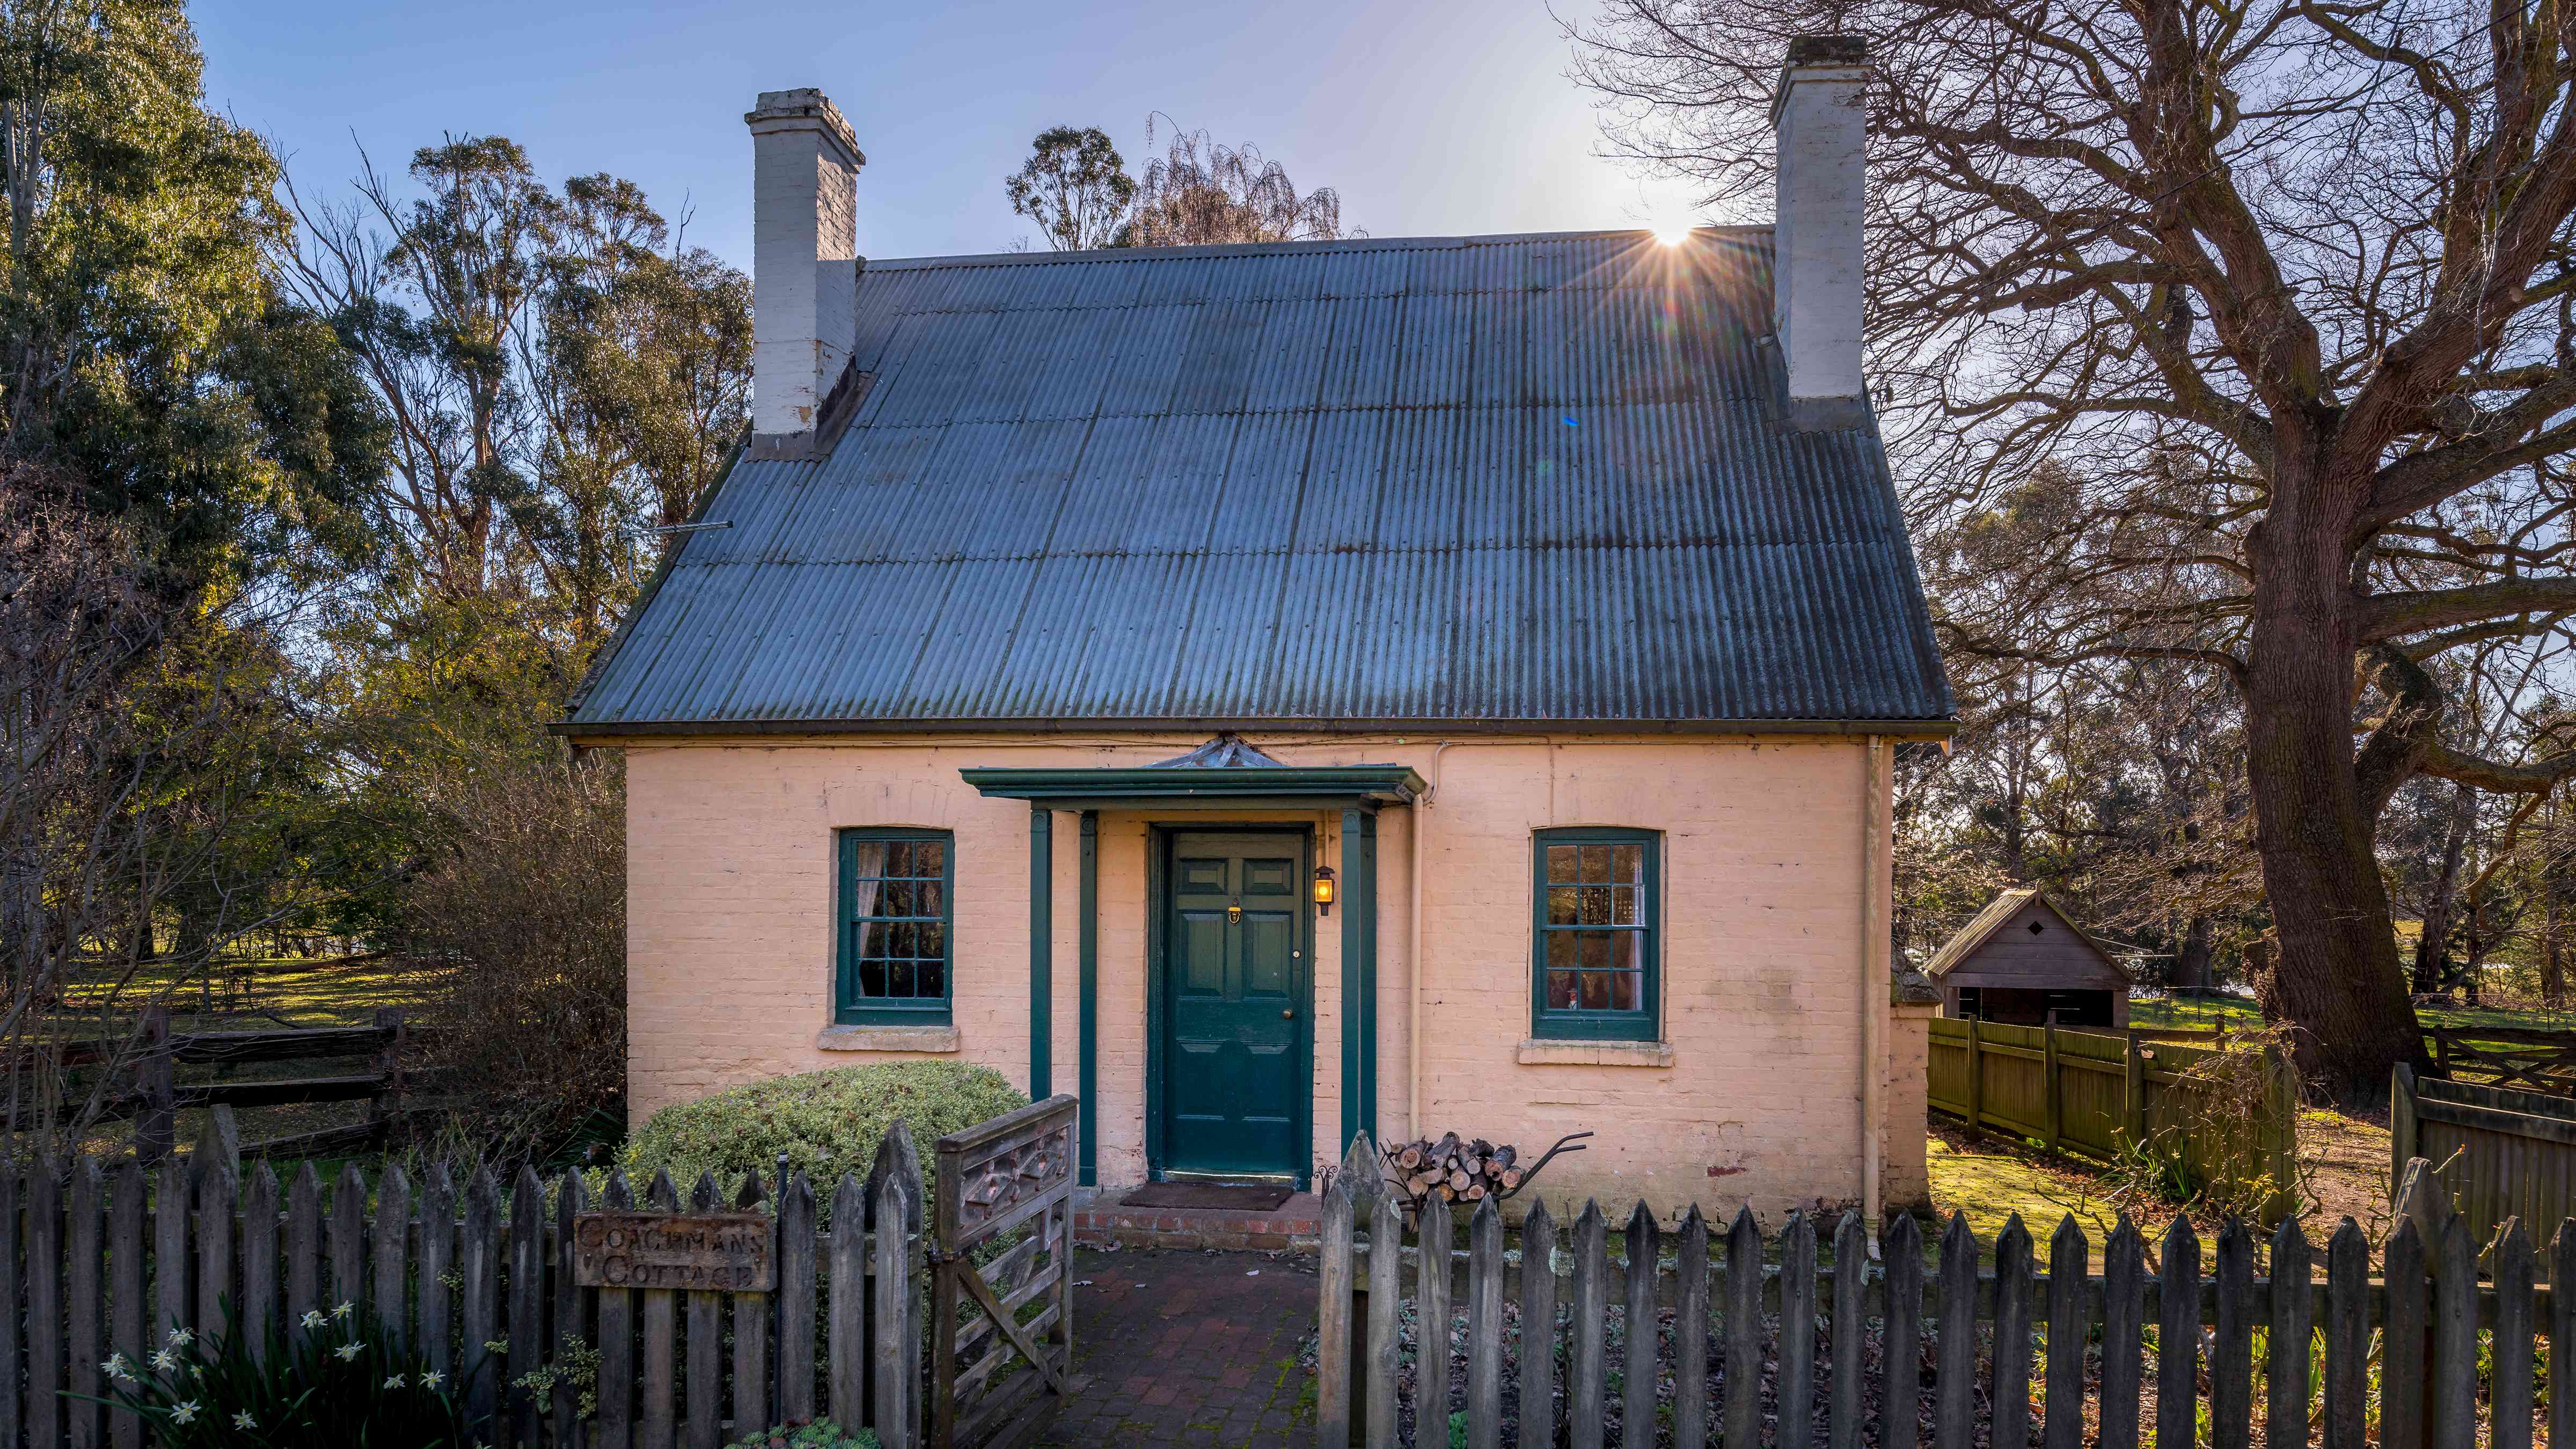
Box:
[1159,831,1308,1181]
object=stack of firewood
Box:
[1387,1134,1524,1203]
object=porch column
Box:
[1338,806,1379,1152]
[1029,803,1052,1097]
[1078,810,1097,1187]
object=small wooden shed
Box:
[1924,888,2131,1029]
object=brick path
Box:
[1038,1246,1321,1447]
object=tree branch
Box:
[2361,578,2576,642]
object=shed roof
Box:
[565,228,1952,735]
[1922,889,2126,981]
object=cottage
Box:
[561,40,1953,1222]
[1923,889,2133,1029]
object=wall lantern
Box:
[1313,865,1337,917]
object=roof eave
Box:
[551,714,1960,745]
[960,764,1427,809]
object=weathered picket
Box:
[1315,1136,2563,1448]
[0,1114,935,1449]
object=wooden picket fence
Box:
[1313,1135,2565,1448]
[0,1113,938,1449]
[1926,1018,2299,1223]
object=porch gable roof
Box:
[958,763,1424,811]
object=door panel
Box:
[1161,831,1308,1180]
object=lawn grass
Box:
[2129,992,2576,1034]
[2128,994,2263,1029]
[54,954,435,1033]
[49,955,436,1164]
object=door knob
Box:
[1282,1009,1294,1019]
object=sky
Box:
[194,0,1707,272]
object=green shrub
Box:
[624,1061,1027,1209]
[725,1418,880,1449]
[83,1300,477,1447]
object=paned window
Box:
[1531,829,1659,1041]
[837,830,953,1024]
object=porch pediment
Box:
[959,738,1423,811]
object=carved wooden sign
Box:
[936,1094,1079,1253]
[571,1211,773,1292]
[955,1120,1072,1235]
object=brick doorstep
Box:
[1071,1190,1323,1253]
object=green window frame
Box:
[1530,828,1660,1041]
[836,829,954,1026]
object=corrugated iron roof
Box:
[567,228,1952,733]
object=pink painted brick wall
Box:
[621,734,1916,1224]
[1884,1002,1936,1207]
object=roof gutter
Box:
[551,714,1958,744]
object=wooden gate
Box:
[931,1093,1077,1449]
[2393,1063,2576,1278]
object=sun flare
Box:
[1651,221,1695,246]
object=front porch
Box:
[961,740,1426,1195]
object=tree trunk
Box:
[2172,913,2213,993]
[2242,484,2425,1100]
[2546,898,2567,1007]
[2410,782,2472,994]
[129,888,155,965]
[2244,931,2279,1014]
[2460,887,2487,1006]
[2545,827,2569,1008]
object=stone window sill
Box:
[1515,1038,1673,1067]
[816,1024,962,1053]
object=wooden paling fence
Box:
[1925,1018,2298,1223]
[0,1113,934,1449]
[2426,1025,2576,1095]
[2131,1019,2576,1097]
[9,1006,436,1162]
[2394,1062,2576,1279]
[1313,1135,2566,1449]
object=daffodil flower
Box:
[335,1342,364,1361]
[102,1353,130,1381]
[167,1327,193,1347]
[169,1402,199,1425]
[384,1374,406,1389]
[302,1309,326,1328]
[422,1370,446,1389]
[148,1350,176,1372]
[232,1412,256,1430]
[333,1301,354,1319]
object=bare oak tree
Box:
[1574,0,2576,1094]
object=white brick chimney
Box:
[746,89,863,459]
[1771,36,1869,430]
